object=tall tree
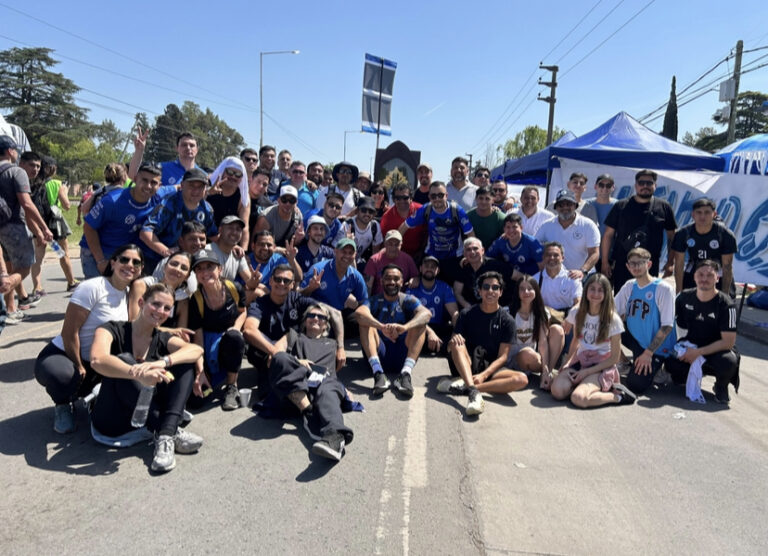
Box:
[661,76,678,141]
[685,90,768,152]
[147,104,185,164]
[0,47,91,148]
[498,125,567,160]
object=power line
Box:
[554,0,627,65]
[542,0,604,63]
[560,0,658,79]
[262,111,328,159]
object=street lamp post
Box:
[343,129,361,161]
[260,49,300,148]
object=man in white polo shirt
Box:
[535,189,600,280]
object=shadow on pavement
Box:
[0,358,37,384]
[636,383,730,412]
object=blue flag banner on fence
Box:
[362,53,397,136]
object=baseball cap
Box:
[0,135,19,152]
[554,189,577,206]
[357,196,376,211]
[416,162,432,172]
[384,230,402,243]
[220,215,245,227]
[336,238,357,250]
[191,247,220,269]
[306,214,329,230]
[421,255,440,265]
[182,168,209,184]
[279,185,298,199]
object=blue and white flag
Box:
[362,53,397,136]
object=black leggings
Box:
[91,356,195,438]
[665,349,740,391]
[622,331,667,395]
[35,342,100,405]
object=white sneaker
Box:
[466,389,485,415]
[151,435,176,472]
[5,310,26,325]
[437,377,470,395]
[174,428,203,454]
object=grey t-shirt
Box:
[0,162,31,224]
[210,241,248,281]
[262,204,303,246]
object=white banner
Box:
[552,158,768,286]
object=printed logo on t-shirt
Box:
[320,281,328,290]
[289,309,298,320]
[196,212,205,222]
[434,295,441,304]
[645,291,654,301]
[709,239,719,249]
[573,231,583,240]
[169,177,176,185]
[687,237,696,247]
[125,214,136,225]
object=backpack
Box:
[30,181,54,226]
[192,280,239,318]
[423,200,459,225]
[0,164,16,226]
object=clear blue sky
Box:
[1,0,767,180]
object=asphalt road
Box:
[1,259,767,555]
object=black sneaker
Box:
[311,431,345,461]
[393,373,414,398]
[372,372,390,395]
[713,384,731,404]
[613,383,637,405]
[222,384,239,410]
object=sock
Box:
[400,357,416,375]
[368,356,384,375]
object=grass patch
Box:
[62,198,82,246]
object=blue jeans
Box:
[80,247,101,279]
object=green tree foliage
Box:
[498,125,567,160]
[682,91,768,153]
[661,76,678,141]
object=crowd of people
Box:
[0,130,741,471]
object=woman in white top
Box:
[549,273,636,408]
[507,275,564,390]
[34,244,143,434]
[128,251,191,330]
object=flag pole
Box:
[375,59,384,154]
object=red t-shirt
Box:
[364,250,419,294]
[380,202,425,257]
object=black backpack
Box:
[0,164,15,225]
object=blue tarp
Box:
[497,112,725,183]
[716,133,768,175]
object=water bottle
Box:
[130,385,155,427]
[82,383,101,406]
[50,240,65,258]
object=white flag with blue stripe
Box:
[362,53,397,136]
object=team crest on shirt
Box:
[518,255,525,263]
[419,297,428,306]
[687,238,696,247]
[433,296,440,304]
[645,291,654,301]
[573,231,583,240]
[196,212,205,222]
[320,281,328,290]
[125,215,136,225]
[710,239,719,249]
[169,177,176,184]
[289,309,298,320]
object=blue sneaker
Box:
[54,403,75,434]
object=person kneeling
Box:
[440,271,528,416]
[89,284,205,473]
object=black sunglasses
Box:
[393,195,410,201]
[306,312,329,321]
[429,193,446,199]
[272,276,293,285]
[280,196,297,204]
[117,255,143,268]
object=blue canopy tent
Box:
[495,112,725,184]
[491,132,576,184]
[716,133,768,175]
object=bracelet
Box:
[163,355,171,368]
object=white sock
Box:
[400,357,416,375]
[368,356,384,375]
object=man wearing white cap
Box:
[334,196,383,268]
[364,230,418,295]
[254,184,304,248]
[356,171,373,195]
[296,215,335,274]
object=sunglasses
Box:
[280,196,297,204]
[627,259,650,267]
[492,188,506,193]
[117,255,143,268]
[637,179,655,186]
[476,173,490,179]
[429,193,446,200]
[393,195,410,201]
[306,312,329,322]
[225,168,243,178]
[243,156,258,163]
[480,283,501,291]
[167,260,190,272]
[359,208,376,214]
[338,168,353,175]
[272,276,293,285]
[597,182,613,188]
[327,203,342,210]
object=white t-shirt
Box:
[514,312,536,348]
[566,308,624,356]
[316,186,361,216]
[52,277,128,361]
[535,214,600,272]
[533,267,582,310]
[516,207,554,236]
[154,255,198,297]
[334,218,383,261]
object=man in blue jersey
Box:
[81,163,176,278]
[128,128,201,186]
[140,168,217,273]
[304,192,344,247]
[296,215,334,275]
[407,255,459,355]
[614,247,676,396]
[398,180,474,283]
[355,264,431,398]
[487,213,543,282]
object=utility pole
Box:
[726,40,743,144]
[465,153,473,172]
[537,64,559,146]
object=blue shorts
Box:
[377,333,407,372]
[0,223,35,269]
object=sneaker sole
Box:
[466,397,485,416]
[311,441,343,461]
[151,459,177,472]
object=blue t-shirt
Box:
[624,279,677,357]
[160,160,201,186]
[296,243,334,274]
[80,185,177,259]
[405,202,473,259]
[595,202,613,237]
[487,233,543,276]
[407,279,456,324]
[365,293,422,325]
[300,258,368,310]
[297,183,319,218]
[142,191,217,261]
[304,208,341,247]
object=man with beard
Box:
[258,145,288,201]
[296,215,334,275]
[356,264,430,398]
[601,170,676,293]
[247,230,302,288]
[316,161,362,217]
[516,186,554,236]
[453,237,510,309]
[334,196,383,268]
[306,161,324,190]
[445,156,478,212]
[380,183,424,258]
[491,180,516,212]
[412,162,433,205]
[305,192,344,248]
[364,230,418,294]
[535,190,600,281]
[407,255,459,355]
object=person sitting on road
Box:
[128,251,192,330]
[89,283,205,473]
[261,303,357,461]
[665,260,739,404]
[34,244,144,434]
[439,271,529,417]
[355,264,431,399]
[406,255,459,356]
[550,273,637,408]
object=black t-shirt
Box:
[207,190,242,227]
[671,223,737,289]
[188,281,246,333]
[413,188,430,205]
[247,291,315,342]
[675,289,736,348]
[286,328,337,373]
[455,257,512,306]
[99,320,173,361]
[605,196,676,263]
[454,305,515,363]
